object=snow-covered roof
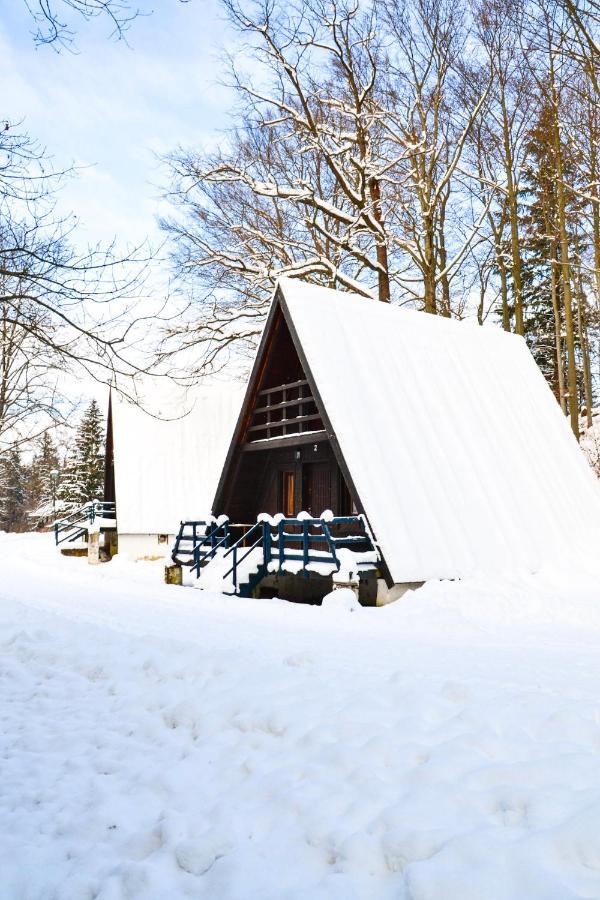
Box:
[111,378,245,535]
[276,278,600,582]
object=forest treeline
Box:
[0,400,105,532]
[162,0,600,438]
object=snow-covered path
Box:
[3,536,600,899]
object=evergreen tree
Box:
[56,450,78,513]
[28,432,61,524]
[519,102,587,404]
[58,401,106,510]
[0,446,27,532]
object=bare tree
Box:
[162,0,493,377]
[162,0,418,373]
[159,0,600,434]
[0,0,165,426]
[469,0,538,336]
[556,0,600,89]
[380,0,491,315]
[0,285,70,453]
[22,0,141,47]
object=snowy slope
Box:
[111,379,245,535]
[279,278,600,582]
[4,534,600,899]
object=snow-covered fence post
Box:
[278,520,285,573]
[302,521,309,574]
[263,522,272,566]
[88,527,100,566]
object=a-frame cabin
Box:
[207,282,379,602]
[200,277,600,603]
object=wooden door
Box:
[302,462,333,517]
[279,470,296,517]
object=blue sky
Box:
[0,0,243,408]
[1,0,235,250]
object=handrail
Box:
[183,514,377,593]
[219,514,376,591]
[55,500,116,528]
[222,522,264,590]
[320,521,338,567]
[54,499,117,545]
[172,519,230,567]
[191,531,230,577]
[93,501,116,520]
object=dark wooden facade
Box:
[103,391,116,505]
[214,299,359,525]
[220,439,356,524]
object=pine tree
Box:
[56,450,79,513]
[0,446,27,532]
[28,432,61,525]
[519,102,587,407]
[61,401,106,510]
[76,400,105,504]
[57,401,106,511]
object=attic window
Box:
[246,379,323,442]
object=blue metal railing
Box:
[191,528,231,577]
[183,514,377,593]
[270,516,373,574]
[222,522,266,592]
[54,500,116,546]
[172,520,230,569]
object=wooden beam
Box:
[258,378,308,397]
[247,413,322,435]
[242,430,328,452]
[253,392,315,416]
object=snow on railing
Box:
[173,512,379,594]
[54,500,117,546]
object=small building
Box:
[105,379,245,561]
[182,277,600,602]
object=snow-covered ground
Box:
[3,536,600,899]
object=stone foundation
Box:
[164,564,183,586]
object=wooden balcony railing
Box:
[246,379,324,442]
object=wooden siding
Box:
[103,392,116,505]
[218,440,353,522]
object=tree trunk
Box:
[500,79,524,336]
[588,101,600,310]
[551,76,579,438]
[437,197,451,317]
[368,177,391,303]
[498,254,510,332]
[423,215,437,314]
[576,273,593,428]
[550,245,567,415]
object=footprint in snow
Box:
[284,653,313,668]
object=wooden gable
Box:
[213,287,361,518]
[243,308,325,446]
